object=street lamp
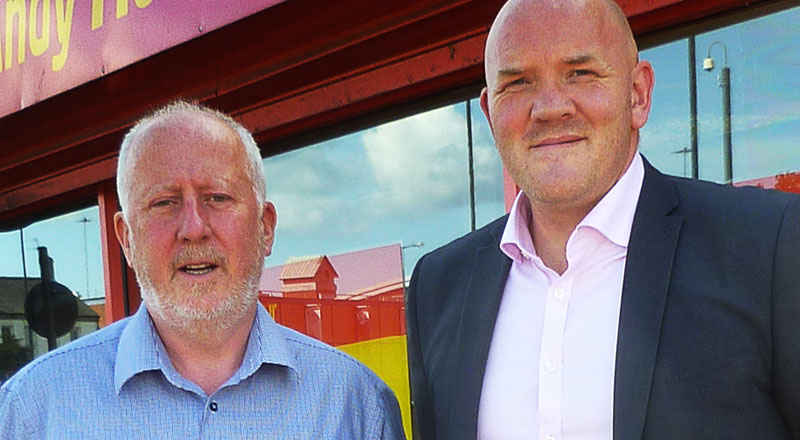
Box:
[400,242,424,289]
[703,41,733,185]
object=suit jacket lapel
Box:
[613,160,682,440]
[448,218,512,440]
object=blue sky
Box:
[263,100,506,278]
[2,5,799,296]
[0,207,104,300]
[640,5,800,182]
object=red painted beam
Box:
[0,0,479,176]
[240,34,487,142]
[627,0,769,35]
[98,183,141,321]
[0,0,776,224]
[97,183,127,323]
[0,0,504,220]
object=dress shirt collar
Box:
[114,301,298,394]
[500,153,645,262]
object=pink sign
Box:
[0,0,285,119]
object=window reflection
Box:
[0,206,104,381]
[641,5,800,186]
[640,40,692,178]
[260,98,505,437]
[696,5,800,184]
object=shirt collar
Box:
[500,153,645,261]
[500,191,535,263]
[577,152,644,247]
[114,301,298,394]
[233,302,298,384]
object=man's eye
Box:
[500,78,528,92]
[151,199,175,208]
[208,194,231,203]
[570,69,596,78]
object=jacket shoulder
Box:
[662,172,800,219]
[417,215,508,269]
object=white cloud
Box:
[363,104,501,214]
[263,103,504,235]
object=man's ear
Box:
[260,202,277,257]
[114,212,134,268]
[479,87,495,135]
[630,60,655,130]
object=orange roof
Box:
[279,255,339,280]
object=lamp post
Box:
[400,242,424,289]
[703,41,733,185]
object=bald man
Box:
[406,0,800,439]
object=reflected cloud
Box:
[266,102,502,236]
[363,104,499,214]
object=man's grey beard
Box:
[129,238,265,337]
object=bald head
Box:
[478,0,654,216]
[485,0,638,84]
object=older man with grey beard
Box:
[0,102,405,439]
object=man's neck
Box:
[152,307,256,396]
[528,205,587,275]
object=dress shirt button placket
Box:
[538,281,572,440]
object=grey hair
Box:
[116,101,266,218]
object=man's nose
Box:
[177,198,211,242]
[529,82,576,122]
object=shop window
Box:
[259,98,505,437]
[0,206,104,381]
[641,5,800,189]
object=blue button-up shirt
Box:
[0,303,405,439]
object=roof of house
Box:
[0,277,100,319]
[279,255,339,280]
[260,243,403,296]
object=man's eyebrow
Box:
[564,54,595,65]
[497,67,525,77]
[143,184,179,198]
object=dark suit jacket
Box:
[406,159,800,440]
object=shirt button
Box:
[553,288,565,300]
[209,402,218,412]
[546,435,556,440]
[545,357,557,373]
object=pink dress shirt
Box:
[477,154,645,440]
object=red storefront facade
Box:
[1,0,786,320]
[2,0,799,435]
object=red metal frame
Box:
[0,0,772,321]
[97,182,140,320]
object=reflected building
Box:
[259,244,406,346]
[0,277,99,378]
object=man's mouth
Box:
[180,263,218,275]
[533,135,585,148]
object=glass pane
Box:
[640,5,800,189]
[695,6,800,184]
[259,99,505,437]
[471,98,507,226]
[639,39,692,177]
[0,206,104,382]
